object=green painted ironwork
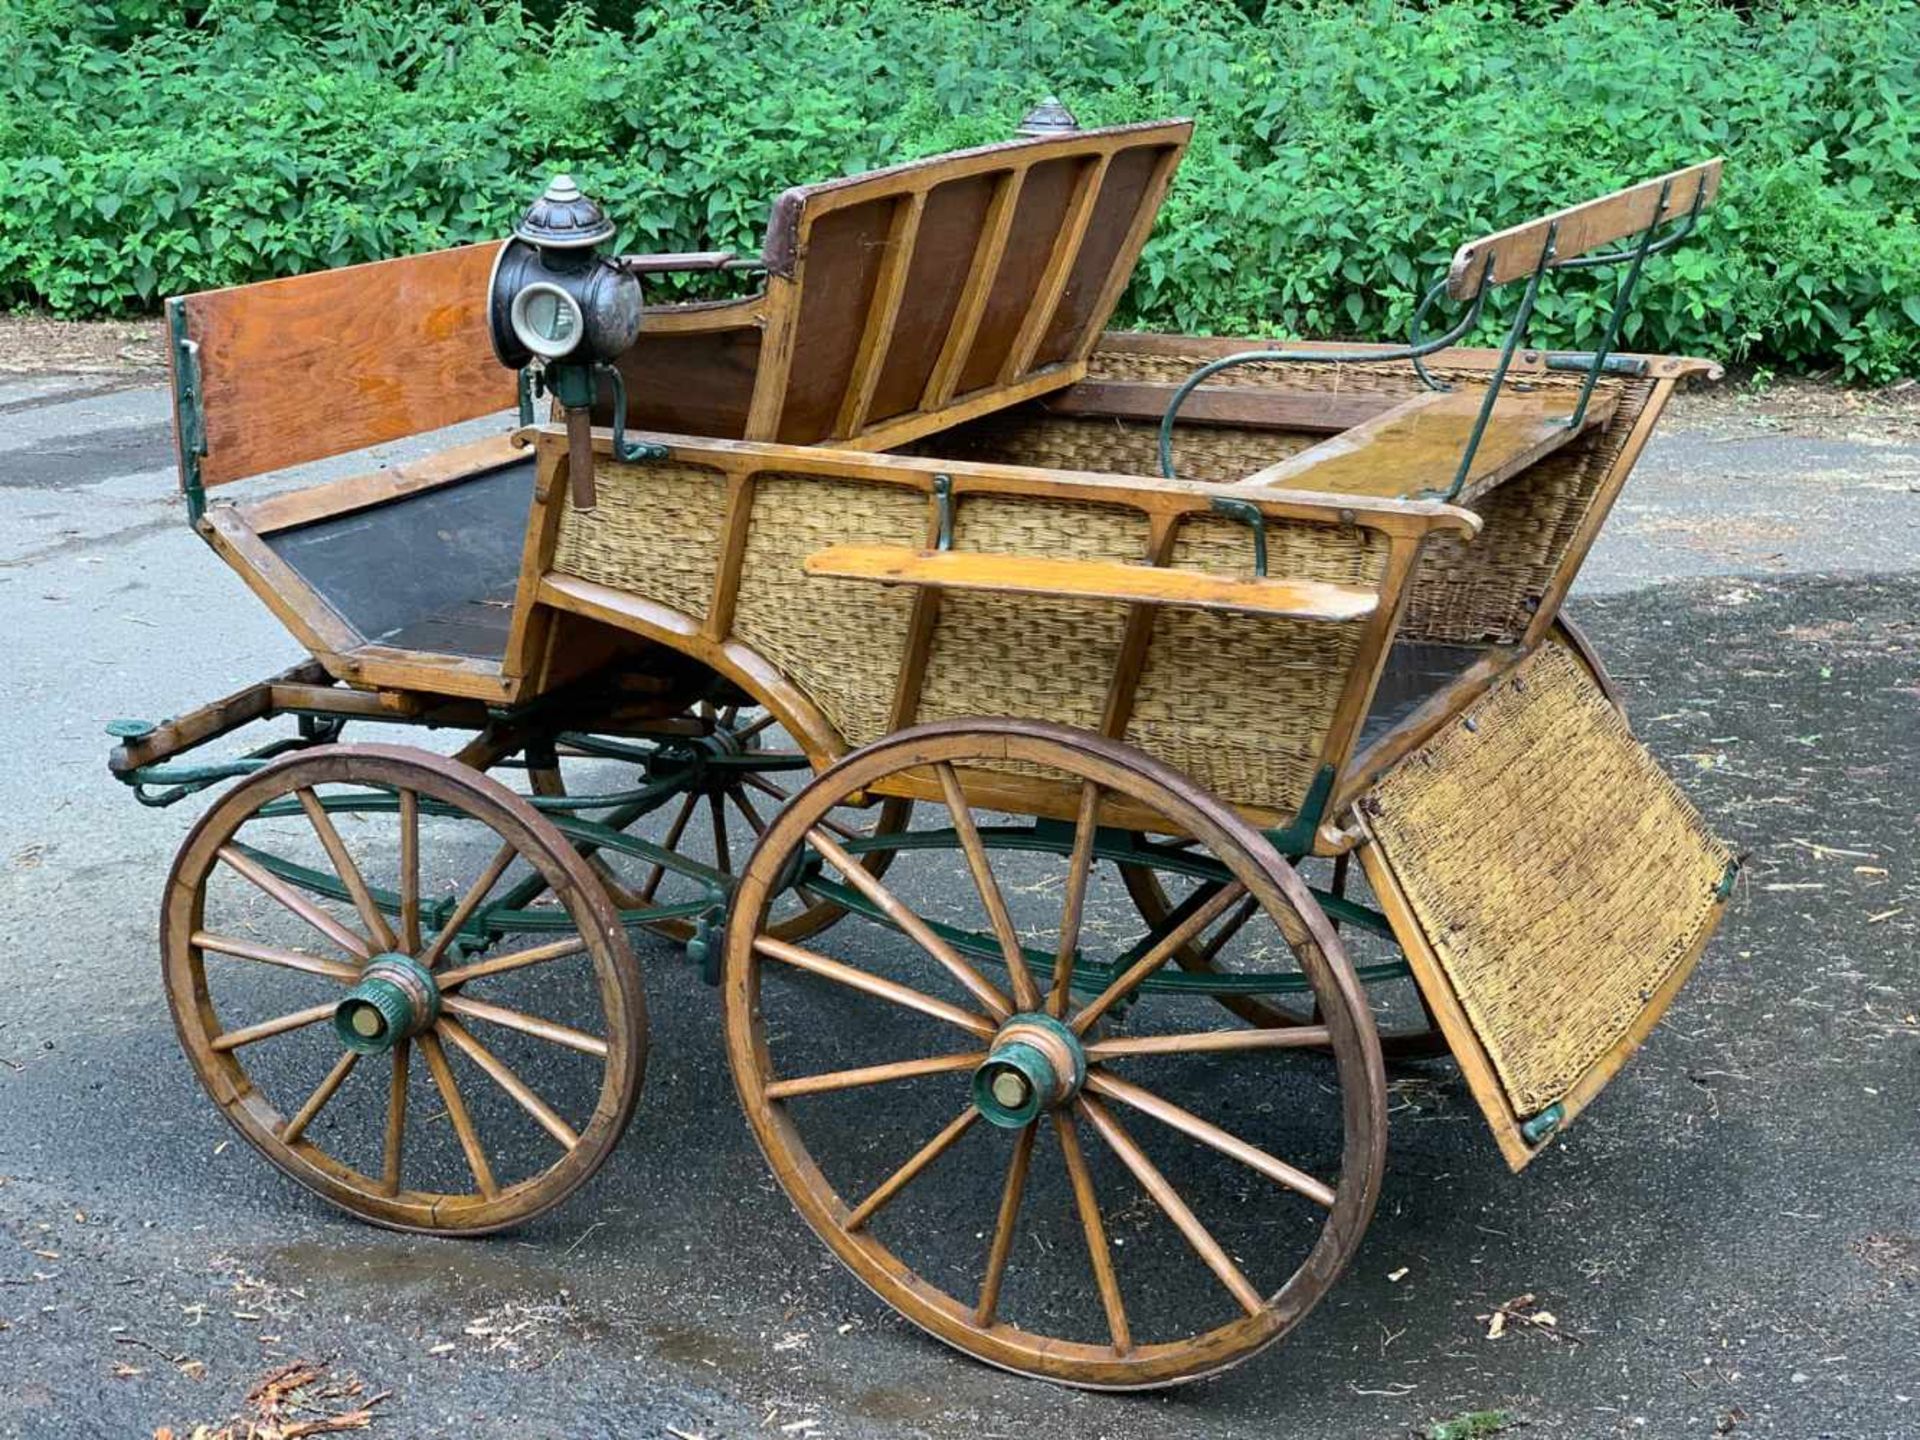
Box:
[1520,1101,1565,1145]
[1714,857,1741,902]
[334,953,439,1054]
[974,1014,1083,1128]
[932,473,955,551]
[1209,497,1269,577]
[167,298,208,527]
[1438,221,1558,502]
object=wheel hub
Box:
[334,953,440,1054]
[971,1013,1086,1128]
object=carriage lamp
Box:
[489,174,651,507]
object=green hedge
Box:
[4,0,1918,379]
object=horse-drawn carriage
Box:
[115,109,1736,1387]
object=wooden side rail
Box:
[803,544,1380,621]
[1447,158,1723,297]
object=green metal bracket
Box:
[1520,1102,1565,1146]
[1210,497,1269,577]
[517,366,539,428]
[1262,764,1335,856]
[167,298,208,527]
[1714,857,1741,902]
[932,473,955,551]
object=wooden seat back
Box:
[168,242,514,494]
[617,120,1191,449]
[1446,159,1722,297]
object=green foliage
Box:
[2,0,1917,380]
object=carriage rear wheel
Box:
[162,744,645,1233]
[724,720,1387,1388]
[517,701,911,946]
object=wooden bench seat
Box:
[1239,387,1617,504]
[803,543,1379,621]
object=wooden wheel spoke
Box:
[418,1030,498,1199]
[439,993,609,1058]
[744,772,853,838]
[764,1050,986,1101]
[753,937,996,1038]
[279,1050,358,1145]
[210,1001,338,1052]
[419,839,518,970]
[437,1018,581,1150]
[1086,1072,1335,1209]
[935,763,1040,1012]
[1071,881,1248,1034]
[296,788,397,950]
[192,931,358,983]
[708,793,732,876]
[381,1039,409,1197]
[1048,781,1102,1017]
[727,784,768,837]
[807,826,1012,1021]
[1078,1095,1264,1316]
[974,1124,1036,1327]
[639,791,700,903]
[217,845,371,961]
[1052,1108,1131,1352]
[1195,895,1259,965]
[436,935,589,990]
[397,789,422,953]
[845,1106,980,1231]
[735,711,778,742]
[1085,1026,1333,1060]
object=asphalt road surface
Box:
[1,374,1915,1439]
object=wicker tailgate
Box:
[1363,642,1734,1148]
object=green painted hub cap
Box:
[972,1013,1087,1130]
[334,953,440,1055]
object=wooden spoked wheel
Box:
[518,701,910,946]
[724,719,1387,1389]
[1121,857,1448,1060]
[163,744,645,1234]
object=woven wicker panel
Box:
[905,413,1316,484]
[1366,642,1732,1114]
[1125,513,1387,815]
[551,460,728,621]
[1404,377,1652,643]
[915,497,1146,750]
[731,475,926,747]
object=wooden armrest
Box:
[803,545,1379,621]
[1447,159,1723,297]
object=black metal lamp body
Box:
[488,176,645,506]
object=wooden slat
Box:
[921,169,1025,411]
[1447,159,1723,298]
[836,192,927,438]
[1239,388,1618,504]
[182,243,515,489]
[804,545,1379,621]
[1000,154,1109,383]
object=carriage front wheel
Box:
[162,744,645,1234]
[723,719,1387,1389]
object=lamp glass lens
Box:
[511,283,583,359]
